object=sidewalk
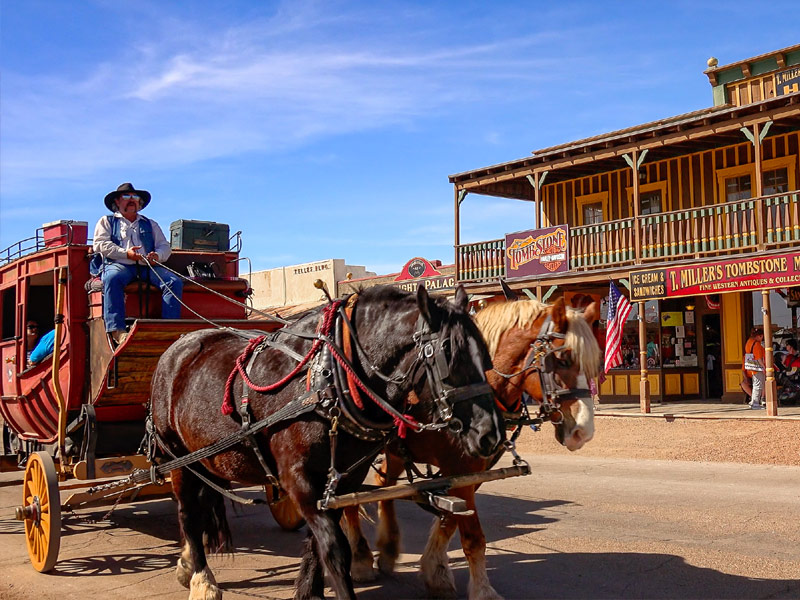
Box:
[595,400,800,420]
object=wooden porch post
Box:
[762,289,778,415]
[753,122,765,250]
[454,187,462,284]
[638,301,651,413]
[631,150,642,264]
[534,171,541,229]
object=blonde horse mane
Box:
[474,299,601,379]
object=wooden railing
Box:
[456,191,800,283]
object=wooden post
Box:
[754,123,765,250]
[638,301,651,413]
[762,289,778,416]
[454,187,461,284]
[534,171,541,229]
[631,150,642,264]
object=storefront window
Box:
[601,298,659,370]
[659,299,697,368]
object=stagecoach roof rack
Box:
[0,232,46,266]
[0,221,89,266]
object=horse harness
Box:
[492,313,591,427]
[138,294,493,509]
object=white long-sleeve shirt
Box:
[92,212,172,265]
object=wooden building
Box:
[449,45,800,415]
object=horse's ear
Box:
[417,283,442,330]
[551,297,568,332]
[584,301,600,324]
[453,285,468,311]
[500,279,518,301]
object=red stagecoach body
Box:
[0,221,277,446]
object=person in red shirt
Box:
[783,339,800,370]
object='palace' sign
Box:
[630,251,800,300]
[504,225,569,278]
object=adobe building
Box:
[250,259,374,316]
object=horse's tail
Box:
[200,484,233,555]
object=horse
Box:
[150,284,505,600]
[342,295,601,599]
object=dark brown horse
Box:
[150,284,504,599]
[342,296,601,599]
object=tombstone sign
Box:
[504,225,569,278]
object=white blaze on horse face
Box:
[563,396,595,451]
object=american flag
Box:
[604,281,633,373]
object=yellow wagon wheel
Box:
[267,485,305,531]
[17,452,61,572]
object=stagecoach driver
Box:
[93,183,183,345]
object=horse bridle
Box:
[332,299,494,436]
[493,313,590,425]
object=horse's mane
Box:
[474,299,601,379]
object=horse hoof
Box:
[421,563,456,599]
[468,584,503,600]
[176,556,192,589]
[377,552,397,575]
[351,561,378,582]
[189,568,222,600]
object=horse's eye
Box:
[556,351,572,369]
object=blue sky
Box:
[2,1,798,275]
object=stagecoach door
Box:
[0,285,21,399]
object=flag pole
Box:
[638,301,651,413]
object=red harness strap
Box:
[341,295,365,409]
[221,301,341,415]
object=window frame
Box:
[575,191,609,226]
[715,155,797,203]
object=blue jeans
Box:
[101,262,183,332]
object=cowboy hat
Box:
[104,182,151,212]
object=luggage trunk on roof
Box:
[169,220,230,251]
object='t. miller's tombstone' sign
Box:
[776,66,800,96]
[504,225,569,279]
[630,251,800,300]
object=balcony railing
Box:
[456,191,800,283]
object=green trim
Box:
[522,288,537,301]
[542,285,558,303]
[751,57,779,76]
[712,85,726,107]
[716,66,744,85]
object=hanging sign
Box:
[393,257,454,292]
[504,225,569,278]
[630,251,800,300]
[776,66,800,96]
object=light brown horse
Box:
[342,296,601,599]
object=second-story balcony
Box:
[456,190,800,284]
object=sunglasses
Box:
[120,194,140,201]
[27,325,38,330]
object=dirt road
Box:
[1,416,799,599]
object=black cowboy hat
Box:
[104,182,151,212]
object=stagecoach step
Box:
[318,464,530,511]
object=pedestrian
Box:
[92,183,183,345]
[743,327,765,409]
[784,338,800,369]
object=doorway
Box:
[703,314,723,398]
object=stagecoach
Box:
[0,220,540,580]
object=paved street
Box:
[1,452,799,599]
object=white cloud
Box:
[0,5,590,195]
